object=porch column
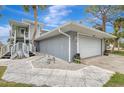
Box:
[14,29,16,46]
[29,25,31,41]
[24,30,26,44]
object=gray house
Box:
[36,22,115,62]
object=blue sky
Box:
[0,5,114,44]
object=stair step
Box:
[0,52,11,59]
[29,51,35,57]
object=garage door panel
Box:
[79,35,101,58]
[39,34,69,61]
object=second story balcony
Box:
[9,20,30,40]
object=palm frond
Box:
[22,5,30,12]
[38,5,47,10]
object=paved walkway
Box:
[31,56,87,70]
[1,60,114,87]
[83,54,124,74]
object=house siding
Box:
[66,31,77,61]
[37,31,78,62]
[38,34,69,61]
[37,31,106,62]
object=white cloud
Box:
[43,5,72,28]
[0,25,10,44]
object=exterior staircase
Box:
[0,42,36,59]
[0,44,12,59]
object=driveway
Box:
[83,54,124,74]
[0,57,114,87]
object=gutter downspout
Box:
[58,28,71,62]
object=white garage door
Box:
[79,35,101,58]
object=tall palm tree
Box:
[22,5,46,44]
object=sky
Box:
[0,5,114,44]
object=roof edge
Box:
[36,22,116,40]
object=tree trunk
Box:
[32,6,38,44]
[102,15,106,32]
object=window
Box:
[21,29,24,34]
[20,28,25,34]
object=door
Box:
[79,35,101,58]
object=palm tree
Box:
[22,5,46,44]
[112,17,124,51]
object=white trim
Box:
[29,25,31,41]
[36,22,115,41]
[77,33,79,53]
[58,28,71,62]
[36,22,72,40]
[72,22,116,38]
[14,29,16,46]
[24,30,26,44]
[78,32,104,39]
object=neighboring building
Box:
[0,19,44,59]
[36,22,115,62]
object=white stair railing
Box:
[1,42,35,59]
[23,43,29,57]
[0,44,11,57]
[29,43,36,53]
[11,43,19,59]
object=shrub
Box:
[73,53,81,64]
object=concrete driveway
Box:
[0,57,114,87]
[83,54,124,74]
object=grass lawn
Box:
[104,73,124,87]
[0,66,33,87]
[112,51,124,56]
